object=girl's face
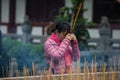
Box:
[59,31,68,40]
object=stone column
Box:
[9,58,18,77]
[97,16,111,50]
[21,16,32,43]
[97,16,112,63]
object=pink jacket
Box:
[44,36,80,74]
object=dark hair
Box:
[54,22,70,33]
[46,22,56,35]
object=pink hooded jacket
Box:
[44,33,80,74]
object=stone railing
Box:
[2,33,47,44]
[2,33,120,48]
[87,38,120,49]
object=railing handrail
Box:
[2,33,120,46]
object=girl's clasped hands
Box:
[65,33,77,41]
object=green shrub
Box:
[1,38,45,72]
[2,38,20,55]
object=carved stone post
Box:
[21,16,32,43]
[97,16,112,63]
[97,16,111,50]
[9,58,18,77]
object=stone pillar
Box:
[97,16,111,50]
[97,16,112,63]
[21,16,32,43]
[9,58,18,77]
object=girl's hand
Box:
[65,33,74,40]
[71,34,77,40]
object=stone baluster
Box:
[97,16,111,50]
[21,16,32,43]
[9,58,18,77]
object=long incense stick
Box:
[103,63,106,80]
[67,66,72,80]
[71,2,83,32]
[76,59,81,80]
[16,70,19,80]
[32,62,36,80]
[60,67,64,80]
[23,65,27,80]
[113,56,116,80]
[83,59,87,80]
[48,59,53,80]
[94,54,97,80]
[118,57,120,80]
[111,66,115,80]
[87,64,90,80]
[91,60,95,80]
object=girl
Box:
[44,22,80,74]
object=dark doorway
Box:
[26,0,65,23]
[93,0,120,23]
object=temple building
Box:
[0,0,120,38]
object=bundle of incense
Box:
[67,66,73,80]
[32,62,36,80]
[23,65,27,80]
[16,70,20,80]
[109,67,112,80]
[60,70,64,80]
[87,64,90,80]
[94,55,97,80]
[60,66,65,80]
[76,59,81,80]
[118,57,120,80]
[40,69,47,80]
[113,56,116,80]
[99,65,102,80]
[102,63,106,80]
[53,74,57,80]
[39,71,42,80]
[48,59,53,80]
[92,59,97,80]
[91,60,95,80]
[110,66,116,80]
[83,59,87,80]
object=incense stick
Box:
[103,63,106,80]
[16,70,19,80]
[118,57,120,80]
[76,59,81,80]
[83,59,87,80]
[32,62,36,80]
[48,59,53,80]
[23,65,27,80]
[71,3,83,32]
